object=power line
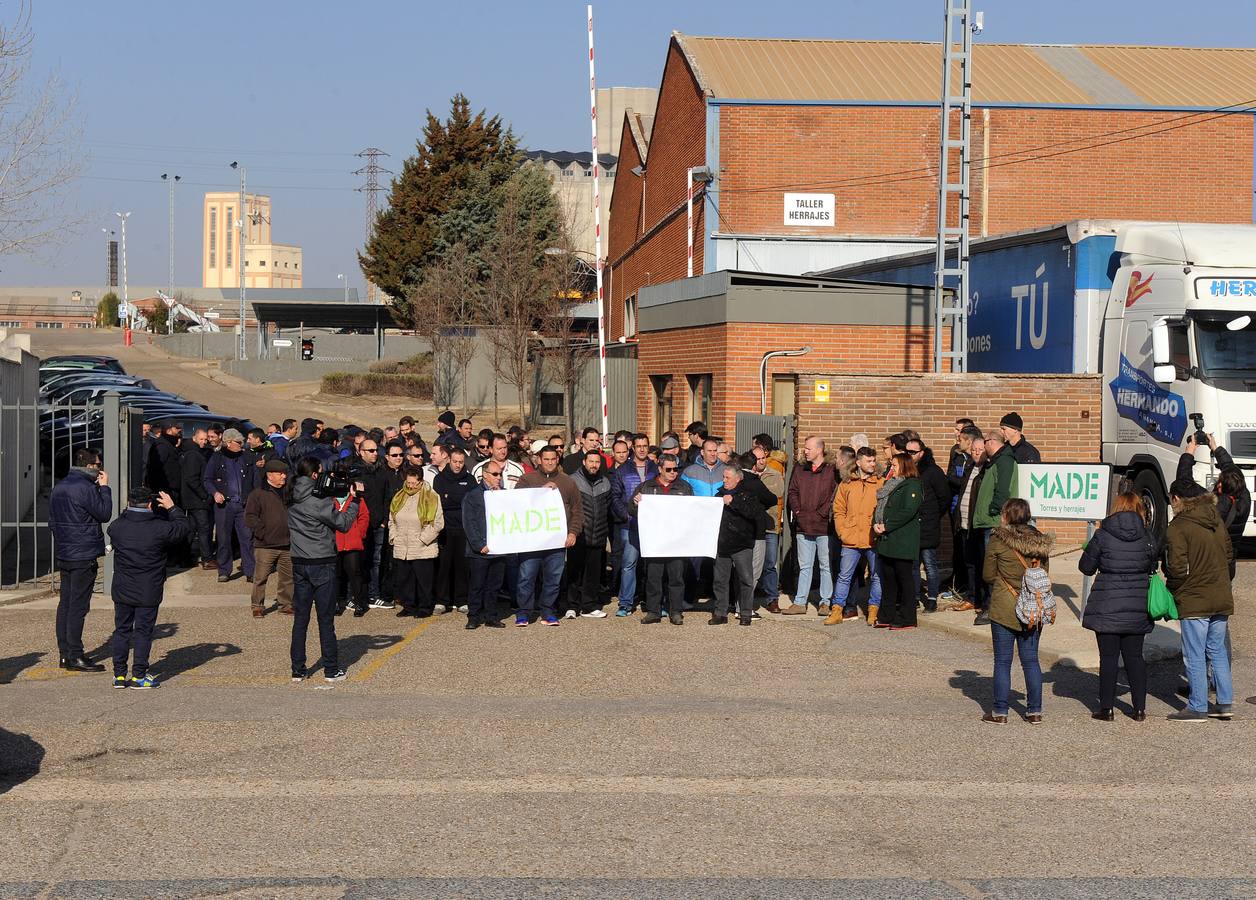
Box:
[88,139,359,158]
[78,173,358,193]
[88,155,356,176]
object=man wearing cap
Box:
[244,459,295,617]
[471,433,524,489]
[146,420,183,505]
[659,434,682,467]
[203,427,257,583]
[434,410,463,450]
[106,487,190,689]
[999,412,1041,465]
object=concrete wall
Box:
[793,372,1103,545]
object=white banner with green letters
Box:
[1017,463,1112,521]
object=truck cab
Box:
[1098,224,1256,538]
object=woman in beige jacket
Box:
[390,467,444,618]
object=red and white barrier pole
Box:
[588,4,609,438]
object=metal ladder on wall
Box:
[933,0,976,373]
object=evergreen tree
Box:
[359,94,518,320]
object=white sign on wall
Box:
[637,495,724,558]
[484,487,568,555]
[783,193,835,227]
[1017,463,1112,521]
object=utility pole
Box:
[230,161,246,360]
[355,147,391,303]
[115,212,131,330]
[933,1,981,373]
[161,173,180,298]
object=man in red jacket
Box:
[785,436,838,615]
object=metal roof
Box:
[675,34,1256,108]
[250,300,398,330]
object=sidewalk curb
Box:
[0,586,57,607]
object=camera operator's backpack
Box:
[1003,548,1056,628]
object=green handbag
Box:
[1147,572,1178,621]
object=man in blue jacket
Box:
[106,487,191,689]
[49,447,112,671]
[203,427,256,583]
[609,433,657,616]
[461,462,509,629]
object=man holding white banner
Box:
[633,460,699,625]
[513,447,583,626]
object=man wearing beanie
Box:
[106,486,190,689]
[244,458,295,617]
[203,427,257,583]
[434,410,457,445]
[999,411,1041,464]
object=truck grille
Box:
[1227,431,1256,459]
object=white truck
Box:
[821,219,1256,538]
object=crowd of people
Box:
[46,407,1245,723]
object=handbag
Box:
[1147,572,1178,621]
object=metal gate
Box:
[735,412,796,564]
[1,390,143,590]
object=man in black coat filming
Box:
[106,486,191,689]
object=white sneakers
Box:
[433,604,448,615]
[580,609,608,618]
[563,609,578,620]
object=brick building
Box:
[606,34,1256,437]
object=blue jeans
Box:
[617,526,640,610]
[1180,616,1232,712]
[516,548,566,619]
[758,531,780,598]
[793,534,832,606]
[833,546,881,611]
[913,547,940,602]
[291,562,338,676]
[991,621,1042,715]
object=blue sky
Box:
[7,0,1253,292]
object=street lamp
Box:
[687,166,713,279]
[115,212,131,330]
[161,173,180,298]
[337,273,347,304]
[229,161,246,360]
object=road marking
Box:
[6,775,1256,804]
[350,618,433,683]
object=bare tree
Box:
[482,186,560,427]
[538,221,597,442]
[410,243,480,412]
[0,5,81,258]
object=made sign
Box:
[484,487,568,554]
[783,193,834,226]
[1017,463,1111,521]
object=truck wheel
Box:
[1133,469,1168,543]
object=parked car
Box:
[40,354,126,374]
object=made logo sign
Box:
[1018,464,1111,521]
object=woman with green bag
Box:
[1078,492,1158,721]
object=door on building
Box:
[651,375,672,443]
[687,373,712,425]
[772,375,796,416]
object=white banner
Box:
[484,487,568,554]
[1017,463,1112,520]
[637,494,723,558]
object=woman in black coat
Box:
[1078,492,1157,721]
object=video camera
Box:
[1189,413,1208,447]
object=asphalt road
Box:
[1,560,1253,898]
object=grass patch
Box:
[321,372,433,399]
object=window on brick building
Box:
[624,294,637,339]
[687,374,712,426]
[651,375,672,443]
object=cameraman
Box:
[1177,431,1251,564]
[287,456,362,682]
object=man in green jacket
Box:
[1165,478,1235,721]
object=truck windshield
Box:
[1192,313,1256,378]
